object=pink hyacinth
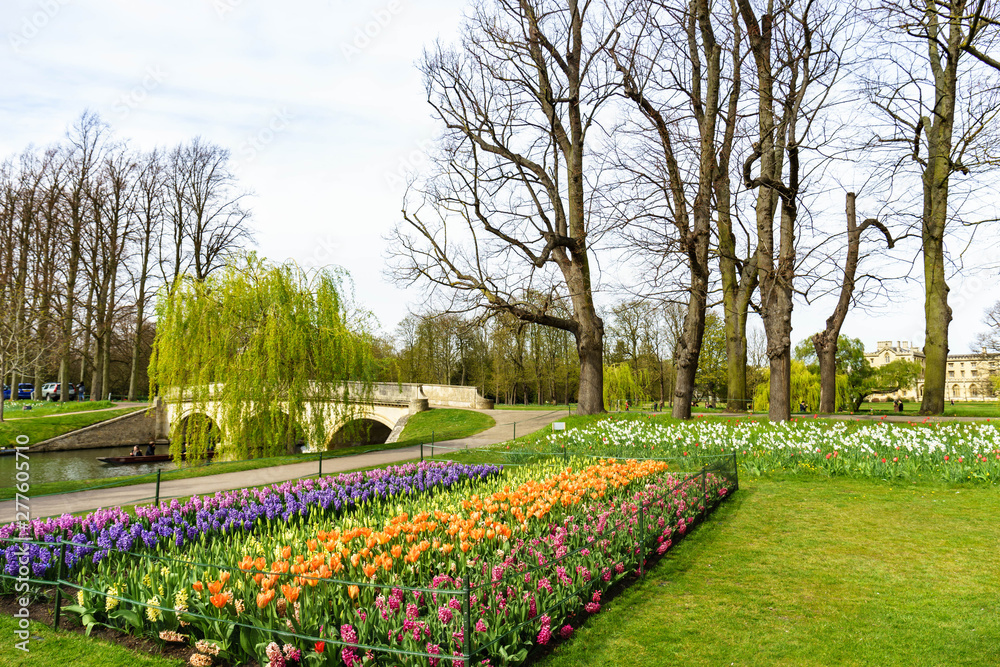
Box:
[560,624,574,639]
[585,602,600,613]
[476,618,489,632]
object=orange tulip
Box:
[347,585,359,600]
[238,556,254,572]
[210,591,231,609]
[350,553,361,568]
[256,589,276,608]
[192,581,203,592]
[254,557,267,571]
[281,546,291,560]
[208,580,224,595]
[219,571,231,584]
[362,563,377,579]
[280,584,301,603]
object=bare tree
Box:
[811,192,893,413]
[609,0,741,418]
[127,149,165,400]
[864,0,1000,414]
[58,112,109,402]
[736,0,845,421]
[163,138,252,284]
[390,0,628,415]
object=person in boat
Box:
[145,441,155,456]
[131,445,142,456]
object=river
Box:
[0,446,180,486]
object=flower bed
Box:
[1,461,502,582]
[5,456,736,666]
[535,417,1000,484]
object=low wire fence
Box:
[1,452,738,665]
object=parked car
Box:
[40,382,75,401]
[2,385,8,400]
[17,383,34,399]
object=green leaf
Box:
[109,609,142,630]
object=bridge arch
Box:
[326,415,394,450]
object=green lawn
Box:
[538,474,1000,667]
[394,407,495,445]
[0,614,183,667]
[0,408,142,449]
[1,400,119,419]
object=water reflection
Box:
[0,446,180,486]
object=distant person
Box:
[131,445,142,457]
[77,382,85,401]
[950,398,955,406]
[145,441,155,456]
[799,401,807,413]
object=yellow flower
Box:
[160,566,171,577]
[142,573,152,588]
[174,589,189,613]
[105,585,120,611]
[145,596,162,622]
[76,590,85,607]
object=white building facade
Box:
[865,340,1000,402]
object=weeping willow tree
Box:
[753,360,850,413]
[149,255,380,464]
[603,363,648,411]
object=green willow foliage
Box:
[603,362,649,409]
[149,256,380,463]
[754,360,851,413]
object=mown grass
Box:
[1,400,119,419]
[537,474,1000,667]
[0,408,142,449]
[0,408,496,501]
[393,407,495,445]
[0,613,182,667]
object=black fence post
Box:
[733,452,739,491]
[154,469,161,507]
[513,422,516,442]
[52,539,67,630]
[420,442,424,462]
[318,452,324,478]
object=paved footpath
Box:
[0,409,566,522]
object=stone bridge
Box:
[161,383,493,452]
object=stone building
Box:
[865,340,1000,402]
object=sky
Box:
[1,0,997,356]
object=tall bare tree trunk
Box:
[813,193,893,413]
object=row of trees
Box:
[384,300,766,408]
[390,0,1000,418]
[0,112,252,419]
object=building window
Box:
[971,370,978,377]
[961,371,965,378]
[949,362,954,367]
[949,371,955,378]
[884,352,890,363]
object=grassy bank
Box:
[1,400,119,419]
[0,408,141,449]
[538,474,1000,667]
[393,407,495,445]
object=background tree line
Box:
[0,111,252,410]
[390,0,1000,418]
